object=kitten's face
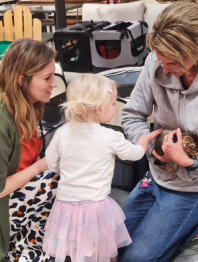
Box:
[183,136,197,157]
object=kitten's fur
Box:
[153,129,198,175]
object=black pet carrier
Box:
[90,21,149,72]
[53,21,110,73]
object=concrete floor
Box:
[169,241,198,262]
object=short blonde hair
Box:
[147,2,198,70]
[63,73,117,123]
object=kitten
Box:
[153,129,198,175]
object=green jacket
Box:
[0,103,21,262]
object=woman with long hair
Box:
[0,38,58,262]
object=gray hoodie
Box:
[122,54,198,192]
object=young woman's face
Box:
[27,59,57,104]
[99,89,117,124]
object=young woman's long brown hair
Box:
[0,38,56,141]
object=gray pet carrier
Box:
[89,21,148,72]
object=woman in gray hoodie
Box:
[121,2,198,262]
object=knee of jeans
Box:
[122,244,149,262]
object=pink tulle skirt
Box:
[43,197,132,262]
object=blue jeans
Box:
[122,172,198,262]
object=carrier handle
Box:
[71,20,95,31]
[114,21,132,31]
[88,21,111,38]
[120,30,129,40]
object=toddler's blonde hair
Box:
[63,73,117,123]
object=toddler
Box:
[43,74,161,262]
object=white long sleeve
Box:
[113,131,145,161]
[46,122,144,201]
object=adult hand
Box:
[151,149,172,163]
[161,128,193,167]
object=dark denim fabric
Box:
[122,172,198,262]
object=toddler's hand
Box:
[137,129,162,153]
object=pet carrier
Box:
[53,21,110,73]
[90,21,149,72]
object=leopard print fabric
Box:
[6,170,59,262]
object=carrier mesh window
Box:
[57,38,92,73]
[95,40,121,59]
[130,34,146,57]
[60,40,81,64]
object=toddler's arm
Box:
[114,129,161,161]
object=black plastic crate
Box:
[54,21,110,73]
